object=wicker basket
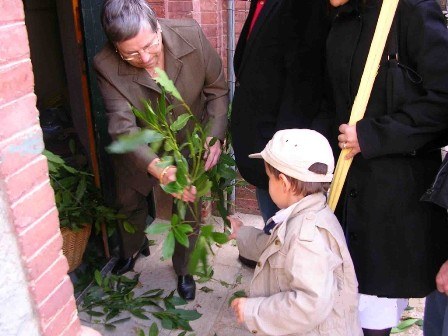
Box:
[61,224,91,273]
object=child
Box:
[229,129,362,335]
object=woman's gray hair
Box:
[101,0,158,44]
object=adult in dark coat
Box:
[230,0,328,222]
[324,0,448,334]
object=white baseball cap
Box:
[249,129,334,182]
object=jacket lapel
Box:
[159,19,196,87]
[237,0,281,78]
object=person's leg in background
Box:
[255,187,279,224]
[112,183,150,275]
[424,290,448,336]
[172,201,200,300]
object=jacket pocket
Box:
[267,251,290,292]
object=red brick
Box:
[168,1,192,13]
[37,276,75,327]
[24,233,63,280]
[0,94,38,141]
[200,0,219,12]
[30,256,69,303]
[0,60,34,105]
[4,155,48,202]
[198,12,218,24]
[0,0,25,23]
[17,208,60,262]
[10,181,55,229]
[0,23,30,65]
[0,127,45,177]
[42,297,78,336]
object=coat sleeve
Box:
[243,229,342,335]
[357,1,448,158]
[236,226,269,262]
[94,59,157,174]
[197,24,229,140]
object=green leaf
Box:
[176,201,187,220]
[170,113,192,132]
[149,322,159,336]
[138,329,145,336]
[196,180,212,198]
[176,223,194,234]
[168,308,202,321]
[218,153,235,166]
[199,286,214,293]
[107,130,164,154]
[162,231,176,260]
[217,165,237,180]
[154,69,183,102]
[146,222,171,234]
[200,225,214,237]
[160,317,174,330]
[173,227,189,248]
[211,232,228,244]
[104,323,116,331]
[123,221,136,233]
[391,318,421,333]
[131,309,149,320]
[94,270,102,286]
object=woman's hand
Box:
[338,123,361,159]
[148,158,197,202]
[231,297,247,324]
[204,136,222,171]
[227,216,243,240]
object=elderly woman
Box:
[94,0,228,300]
[323,0,448,335]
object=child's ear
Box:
[279,173,291,191]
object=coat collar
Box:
[117,19,196,93]
[271,193,328,245]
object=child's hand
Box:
[231,297,247,324]
[227,216,243,240]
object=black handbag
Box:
[385,15,424,116]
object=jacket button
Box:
[275,239,280,245]
[235,81,240,87]
[349,232,358,241]
[349,189,358,198]
[251,331,257,334]
[257,261,261,267]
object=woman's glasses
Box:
[117,30,161,61]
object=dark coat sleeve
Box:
[357,0,448,159]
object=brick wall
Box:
[0,1,99,335]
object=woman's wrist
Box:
[159,165,175,185]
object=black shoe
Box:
[177,275,196,301]
[238,254,257,269]
[111,240,150,275]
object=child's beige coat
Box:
[236,193,362,336]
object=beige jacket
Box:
[237,193,362,336]
[94,19,228,195]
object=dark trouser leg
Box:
[424,290,448,336]
[116,185,149,259]
[362,329,391,336]
[255,187,279,224]
[172,201,200,275]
